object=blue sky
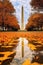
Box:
[10,0,31,29]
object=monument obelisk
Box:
[21,6,24,30]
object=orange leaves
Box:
[26,13,43,30]
[0,13,20,29]
[30,0,43,10]
[0,1,3,9]
[3,0,15,13]
[0,0,20,30]
[5,14,20,29]
[0,0,15,13]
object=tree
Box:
[30,0,43,11]
[4,14,20,31]
[26,13,43,31]
[26,0,43,31]
[0,0,20,31]
[0,0,15,13]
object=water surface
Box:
[0,37,43,65]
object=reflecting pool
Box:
[0,37,43,65]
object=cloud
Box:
[10,0,31,28]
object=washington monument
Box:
[21,6,24,30]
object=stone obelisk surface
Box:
[21,6,24,30]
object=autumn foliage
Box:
[0,0,15,13]
[26,13,43,31]
[0,0,20,31]
[26,0,43,31]
[30,0,43,11]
